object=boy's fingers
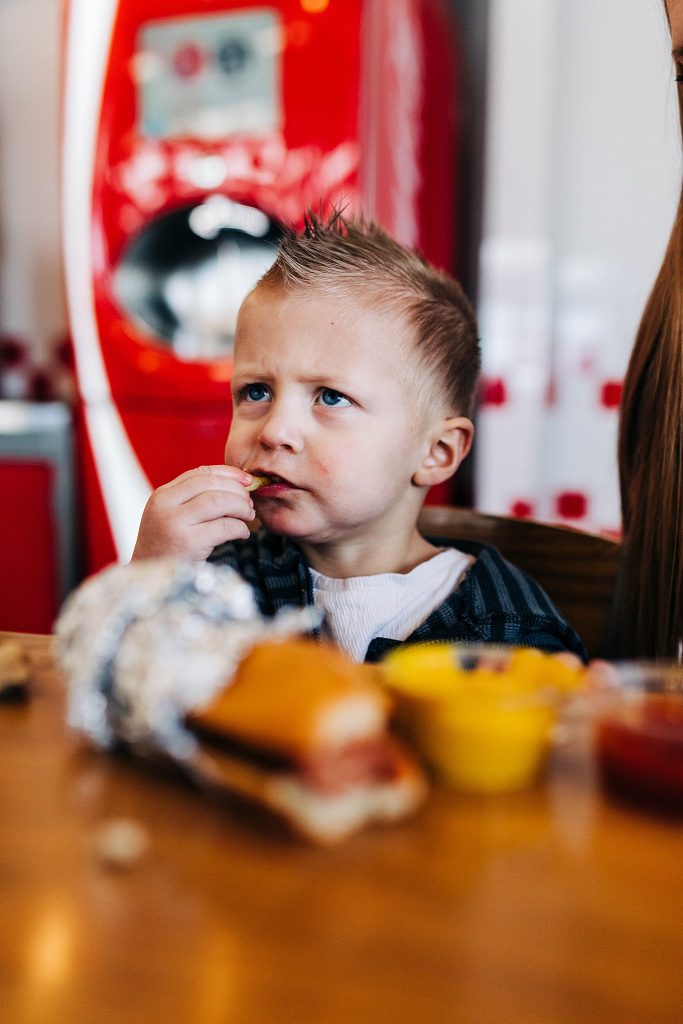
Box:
[182,489,256,526]
[156,464,252,494]
[134,466,255,562]
[200,516,252,549]
[154,471,254,508]
[132,514,251,562]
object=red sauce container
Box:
[595,664,683,812]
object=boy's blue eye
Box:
[243,383,270,402]
[319,388,351,408]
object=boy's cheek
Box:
[224,433,241,467]
[224,417,248,461]
[309,455,334,481]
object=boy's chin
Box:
[256,505,316,539]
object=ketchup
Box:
[597,695,683,812]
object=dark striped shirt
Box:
[209,530,587,663]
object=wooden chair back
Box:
[418,506,621,658]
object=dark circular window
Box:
[113,198,282,360]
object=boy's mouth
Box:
[247,471,296,492]
[246,474,272,492]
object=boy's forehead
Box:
[237,281,414,344]
[235,283,440,409]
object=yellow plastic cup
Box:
[382,644,583,793]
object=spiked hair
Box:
[258,210,481,417]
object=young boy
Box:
[132,213,585,662]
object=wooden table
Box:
[1,632,682,1024]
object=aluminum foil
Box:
[55,558,318,760]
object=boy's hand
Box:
[131,465,256,562]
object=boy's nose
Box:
[257,408,304,454]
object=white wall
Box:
[476,0,680,531]
[0,0,64,361]
[552,0,679,365]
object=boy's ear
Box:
[412,417,474,488]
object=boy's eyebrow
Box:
[232,370,354,387]
[672,46,683,60]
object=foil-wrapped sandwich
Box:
[55,559,426,844]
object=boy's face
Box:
[225,284,444,546]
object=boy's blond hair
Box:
[258,210,481,416]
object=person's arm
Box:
[131,465,256,563]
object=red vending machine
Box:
[62,0,462,571]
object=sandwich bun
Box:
[187,639,427,844]
[189,639,389,759]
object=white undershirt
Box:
[309,548,474,662]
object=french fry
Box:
[246,475,271,492]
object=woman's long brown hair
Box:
[610,50,683,656]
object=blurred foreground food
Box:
[54,559,425,845]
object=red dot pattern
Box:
[600,379,623,409]
[510,500,534,519]
[555,491,588,520]
[476,372,623,534]
[480,377,507,406]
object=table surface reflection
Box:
[1,631,682,1024]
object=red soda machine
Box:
[62,0,462,572]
